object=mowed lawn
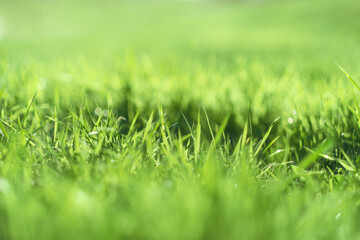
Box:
[0,0,360,239]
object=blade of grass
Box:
[22,91,37,128]
[299,138,335,169]
[203,106,215,142]
[336,62,360,91]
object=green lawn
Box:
[0,0,360,239]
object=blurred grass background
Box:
[1,0,360,239]
[1,0,360,154]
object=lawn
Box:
[0,0,360,239]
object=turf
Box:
[0,0,360,239]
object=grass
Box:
[0,0,360,239]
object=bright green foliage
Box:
[0,0,360,239]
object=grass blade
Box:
[336,62,360,91]
[22,91,37,128]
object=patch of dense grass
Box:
[0,0,360,239]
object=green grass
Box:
[1,0,360,239]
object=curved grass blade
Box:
[336,62,360,92]
[22,91,37,128]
